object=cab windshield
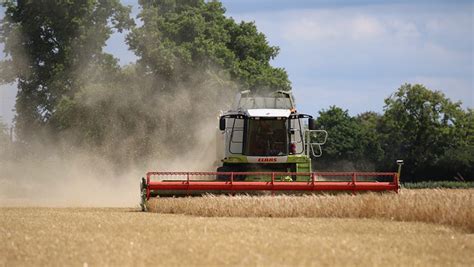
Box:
[245,118,288,156]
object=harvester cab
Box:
[140,91,401,211]
[216,90,328,180]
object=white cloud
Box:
[278,11,389,43]
[411,76,473,108]
[230,3,473,113]
[387,19,420,40]
[351,15,387,40]
[277,10,423,46]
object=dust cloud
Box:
[0,55,235,208]
[0,123,223,207]
[0,81,234,207]
[0,2,245,207]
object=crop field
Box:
[1,189,473,266]
[148,189,474,232]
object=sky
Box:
[1,0,473,126]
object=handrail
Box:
[305,130,328,157]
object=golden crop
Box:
[149,189,474,232]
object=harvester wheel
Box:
[216,166,246,181]
[216,166,229,181]
[140,177,148,212]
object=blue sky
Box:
[1,0,473,126]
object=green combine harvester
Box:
[140,91,401,210]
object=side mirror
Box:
[308,118,317,130]
[219,117,226,131]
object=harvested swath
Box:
[148,189,474,232]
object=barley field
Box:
[1,207,473,266]
[1,189,473,266]
[148,189,474,233]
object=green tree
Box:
[53,66,158,166]
[0,0,298,167]
[314,106,367,170]
[355,111,384,165]
[436,108,474,181]
[127,0,290,93]
[0,117,11,142]
[379,83,472,181]
[0,0,133,141]
[0,117,12,159]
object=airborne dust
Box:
[0,120,225,207]
[0,83,234,207]
[0,33,236,207]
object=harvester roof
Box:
[234,90,295,110]
[246,109,291,118]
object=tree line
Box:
[314,83,473,181]
[0,1,472,181]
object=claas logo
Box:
[257,158,277,162]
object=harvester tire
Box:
[216,166,230,181]
[140,177,147,212]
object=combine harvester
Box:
[140,91,402,211]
